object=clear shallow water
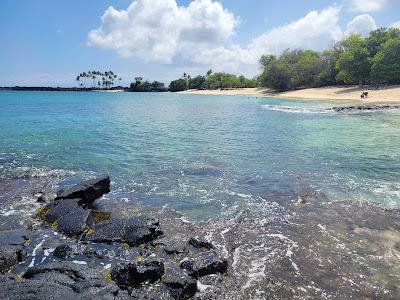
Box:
[1,91,400,219]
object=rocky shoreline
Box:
[0,176,228,299]
[1,174,400,299]
[331,104,400,113]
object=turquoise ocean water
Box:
[1,91,399,219]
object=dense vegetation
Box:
[76,71,121,89]
[169,71,258,92]
[259,28,400,90]
[129,77,167,92]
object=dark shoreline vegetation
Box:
[259,27,400,91]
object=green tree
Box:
[371,38,400,84]
[336,35,370,87]
[188,75,206,89]
[169,79,188,92]
[366,28,400,58]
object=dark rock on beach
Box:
[85,216,163,246]
[0,261,129,300]
[332,104,400,113]
[0,230,29,273]
[162,266,197,299]
[181,251,228,278]
[151,237,188,255]
[55,176,111,206]
[41,198,80,224]
[0,175,232,299]
[37,192,56,203]
[130,284,174,300]
[111,260,165,288]
[188,237,214,251]
[57,207,91,236]
[0,246,27,273]
[53,243,81,259]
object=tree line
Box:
[129,77,167,92]
[76,27,399,92]
[169,71,258,92]
[259,27,400,90]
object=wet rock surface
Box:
[111,260,165,287]
[1,262,129,300]
[332,104,400,113]
[181,251,228,278]
[162,266,197,299]
[0,176,228,299]
[0,230,29,273]
[55,176,111,206]
[85,216,163,246]
[1,174,400,299]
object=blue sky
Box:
[1,0,399,86]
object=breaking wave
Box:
[261,105,330,114]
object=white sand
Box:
[179,86,400,104]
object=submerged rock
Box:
[85,216,163,246]
[181,251,228,278]
[55,176,111,206]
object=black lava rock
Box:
[56,176,111,206]
[37,192,56,204]
[180,251,228,278]
[0,231,29,273]
[151,238,187,255]
[57,207,91,236]
[162,266,197,299]
[111,260,165,288]
[41,198,80,224]
[332,105,400,113]
[13,261,129,299]
[130,284,174,300]
[0,245,27,273]
[85,216,163,246]
[53,244,80,259]
[188,238,214,251]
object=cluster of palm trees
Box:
[76,71,121,89]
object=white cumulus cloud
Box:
[192,7,343,76]
[345,14,378,37]
[88,0,237,63]
[88,2,384,78]
[350,0,392,12]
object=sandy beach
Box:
[180,86,400,103]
